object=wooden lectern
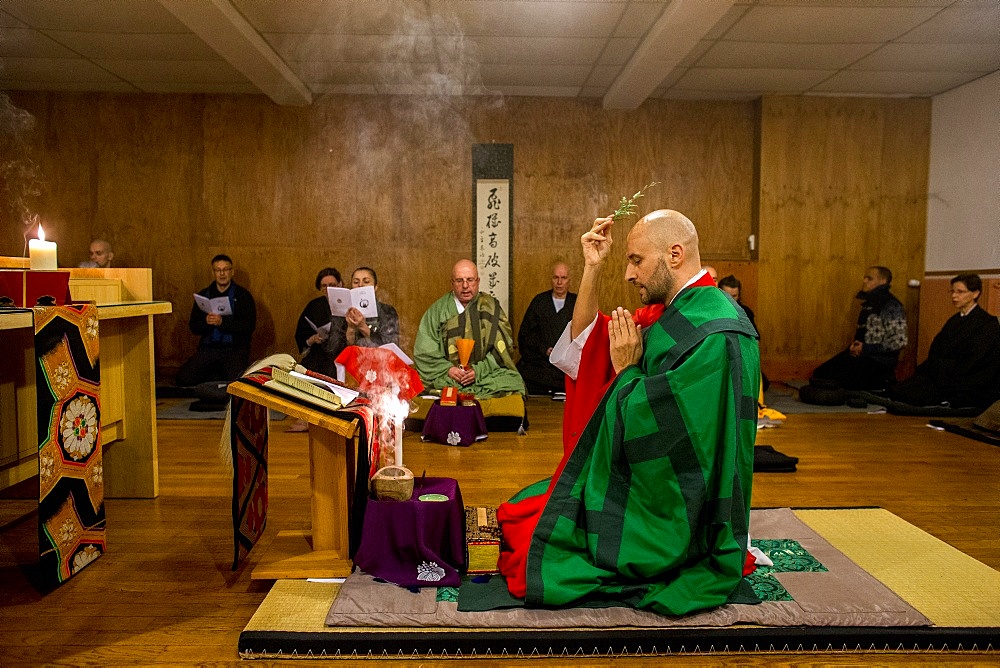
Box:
[227,382,360,580]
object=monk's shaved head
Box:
[452,259,478,280]
[625,209,703,304]
[631,210,700,260]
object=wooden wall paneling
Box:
[6,93,755,377]
[757,97,930,381]
[917,276,956,364]
[874,99,931,378]
[986,278,1000,316]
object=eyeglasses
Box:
[452,278,479,286]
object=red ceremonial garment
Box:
[497,273,718,598]
[334,345,424,401]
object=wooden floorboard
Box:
[1,396,998,665]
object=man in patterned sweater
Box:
[810,266,908,391]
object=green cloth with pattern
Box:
[414,291,525,398]
[525,286,760,616]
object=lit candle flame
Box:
[38,224,46,242]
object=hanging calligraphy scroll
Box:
[472,144,513,317]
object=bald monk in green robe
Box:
[497,210,760,616]
[414,259,525,399]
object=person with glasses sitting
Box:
[886,273,1000,410]
[414,259,525,401]
[176,253,257,391]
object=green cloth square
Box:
[748,538,828,602]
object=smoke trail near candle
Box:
[0,91,43,248]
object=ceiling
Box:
[1,0,998,108]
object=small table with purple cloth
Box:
[353,477,466,588]
[421,400,487,447]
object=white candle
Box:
[28,226,58,270]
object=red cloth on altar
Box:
[335,345,423,400]
[497,273,718,598]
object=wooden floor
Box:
[1,394,998,666]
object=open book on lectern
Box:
[266,367,360,411]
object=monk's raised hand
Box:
[581,216,614,266]
[608,307,643,374]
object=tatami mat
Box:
[245,508,1000,637]
[246,579,340,633]
[795,508,1000,628]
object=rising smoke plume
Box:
[0,91,42,244]
[333,3,504,173]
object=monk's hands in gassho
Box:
[447,365,476,386]
[581,216,614,267]
[609,307,642,374]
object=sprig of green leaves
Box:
[611,181,661,221]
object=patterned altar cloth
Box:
[229,367,380,569]
[33,303,105,586]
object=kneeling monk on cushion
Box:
[497,209,760,616]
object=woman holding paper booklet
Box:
[294,267,342,363]
[296,266,400,379]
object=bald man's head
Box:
[551,262,570,298]
[89,239,114,268]
[625,209,702,304]
[451,259,481,306]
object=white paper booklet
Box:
[304,316,333,336]
[193,293,233,316]
[326,285,378,319]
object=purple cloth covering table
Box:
[353,477,466,588]
[421,401,487,447]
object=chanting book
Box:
[326,285,378,318]
[266,368,359,410]
[193,293,233,316]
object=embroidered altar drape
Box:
[33,303,105,585]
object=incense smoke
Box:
[0,91,42,246]
[332,3,503,172]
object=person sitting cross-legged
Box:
[414,259,525,399]
[886,273,1000,410]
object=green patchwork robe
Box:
[524,285,759,615]
[414,291,525,398]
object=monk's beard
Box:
[639,258,675,304]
